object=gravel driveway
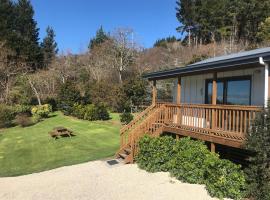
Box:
[0,160,219,200]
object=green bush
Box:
[168,137,218,184]
[31,104,52,118]
[44,98,57,111]
[95,103,110,120]
[205,159,246,200]
[136,135,176,172]
[72,103,86,119]
[57,81,81,113]
[72,103,110,121]
[0,104,15,128]
[14,104,32,115]
[120,112,133,124]
[136,136,246,199]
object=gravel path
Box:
[0,160,219,200]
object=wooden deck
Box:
[117,103,262,163]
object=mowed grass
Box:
[0,112,120,177]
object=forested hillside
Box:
[1,0,270,112]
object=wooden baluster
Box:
[228,110,231,132]
[240,111,243,134]
[236,111,239,132]
[244,111,247,134]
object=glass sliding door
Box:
[205,76,251,105]
[226,79,251,105]
[206,81,224,104]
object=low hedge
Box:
[136,136,246,199]
[168,137,218,184]
[136,136,176,172]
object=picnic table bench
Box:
[49,127,74,139]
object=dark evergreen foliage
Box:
[0,0,44,69]
[245,106,270,200]
[154,36,178,48]
[41,26,58,67]
[88,26,110,50]
[57,81,81,114]
[176,0,270,44]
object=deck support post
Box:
[177,76,181,124]
[177,76,181,104]
[176,134,180,140]
[211,73,217,154]
[211,72,217,129]
[211,142,216,153]
[152,80,157,105]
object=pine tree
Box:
[0,0,15,44]
[245,104,270,200]
[41,26,58,67]
[256,17,270,43]
[88,26,109,50]
[13,0,43,69]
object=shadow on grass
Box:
[51,133,77,140]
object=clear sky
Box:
[31,0,180,54]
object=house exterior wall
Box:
[172,67,265,106]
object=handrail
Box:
[159,102,261,111]
[120,104,156,135]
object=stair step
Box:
[124,148,131,154]
[119,153,127,159]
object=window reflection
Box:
[206,77,251,105]
[227,80,250,105]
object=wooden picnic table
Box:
[49,127,73,139]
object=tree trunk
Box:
[28,78,42,105]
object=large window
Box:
[206,76,251,105]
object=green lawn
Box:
[0,112,120,177]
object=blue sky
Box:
[31,0,180,54]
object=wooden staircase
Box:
[116,104,166,163]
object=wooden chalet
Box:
[117,47,270,164]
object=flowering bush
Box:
[31,104,52,118]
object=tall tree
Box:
[0,0,15,45]
[41,26,58,67]
[88,26,109,50]
[13,0,43,69]
[176,0,270,45]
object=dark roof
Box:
[143,47,270,80]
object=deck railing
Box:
[118,102,262,162]
[160,103,262,140]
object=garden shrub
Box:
[15,113,33,127]
[31,104,52,118]
[120,112,133,124]
[136,136,246,199]
[0,104,15,128]
[14,104,32,115]
[245,105,270,200]
[168,137,218,184]
[72,103,86,119]
[72,103,110,121]
[57,81,81,113]
[44,98,57,111]
[204,159,246,200]
[95,103,110,120]
[136,135,176,172]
